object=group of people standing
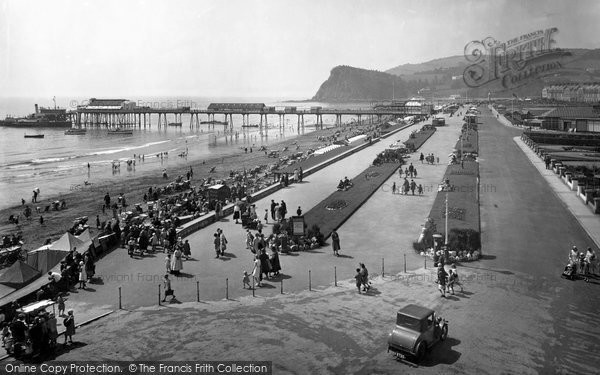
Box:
[436,263,463,298]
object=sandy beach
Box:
[0,122,382,252]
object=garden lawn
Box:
[425,127,481,250]
[302,162,402,240]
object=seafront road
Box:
[8,108,599,374]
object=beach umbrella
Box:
[0,260,41,287]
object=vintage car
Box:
[387,304,448,362]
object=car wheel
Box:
[416,342,427,362]
[440,325,448,341]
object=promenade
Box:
[42,113,463,332]
[45,123,419,318]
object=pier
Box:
[69,99,430,130]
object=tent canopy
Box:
[50,232,84,252]
[26,250,68,274]
[0,260,41,287]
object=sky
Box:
[1,0,599,99]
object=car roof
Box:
[398,304,435,320]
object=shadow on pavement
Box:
[337,254,354,259]
[420,337,461,367]
[459,264,513,275]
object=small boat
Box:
[24,134,44,138]
[168,122,182,127]
[64,128,87,135]
[241,124,259,128]
[107,128,133,135]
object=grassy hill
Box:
[312,49,600,102]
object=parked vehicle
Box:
[387,304,448,363]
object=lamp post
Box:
[444,191,449,261]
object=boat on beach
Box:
[64,128,87,135]
[24,134,44,138]
[168,122,183,127]
[107,128,133,135]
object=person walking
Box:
[331,230,341,256]
[233,202,241,224]
[270,247,281,276]
[214,233,221,258]
[359,263,370,292]
[270,200,277,221]
[296,206,302,216]
[259,248,271,280]
[182,240,191,260]
[392,182,396,195]
[251,255,262,287]
[165,254,172,274]
[63,311,75,345]
[219,230,228,256]
[437,264,448,298]
[77,261,86,289]
[162,274,175,302]
[420,152,424,163]
[354,268,362,294]
[280,200,287,220]
[299,167,303,182]
[57,294,65,317]
[410,179,417,195]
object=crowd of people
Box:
[0,306,76,358]
[563,246,597,282]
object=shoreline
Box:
[0,122,384,251]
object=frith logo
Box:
[463,27,569,89]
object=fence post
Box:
[280,279,283,294]
[424,257,427,269]
[196,281,200,302]
[334,266,337,286]
[382,258,385,278]
[309,270,312,291]
[252,278,255,297]
[226,278,229,300]
[404,254,406,273]
[118,286,122,310]
[158,284,161,306]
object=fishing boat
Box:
[168,122,182,127]
[24,134,44,138]
[64,128,87,135]
[107,128,133,135]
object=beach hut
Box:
[50,232,84,252]
[0,260,41,288]
[206,184,231,202]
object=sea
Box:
[0,96,366,211]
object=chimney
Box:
[35,104,39,114]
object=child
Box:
[264,209,269,224]
[57,294,65,316]
[165,254,172,274]
[242,271,251,289]
[418,184,423,195]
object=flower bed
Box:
[415,126,481,262]
[403,126,436,152]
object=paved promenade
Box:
[51,123,422,316]
[515,136,600,248]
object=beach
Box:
[0,120,380,251]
